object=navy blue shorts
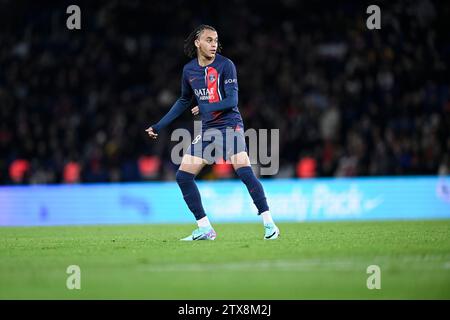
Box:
[186,126,247,164]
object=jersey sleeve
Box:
[151,67,193,133]
[222,59,239,93]
[180,67,194,102]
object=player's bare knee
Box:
[231,152,250,170]
[179,155,205,175]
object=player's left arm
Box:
[198,59,238,113]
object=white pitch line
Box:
[142,260,359,272]
[140,255,450,273]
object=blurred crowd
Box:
[0,0,449,184]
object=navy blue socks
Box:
[176,167,269,220]
[236,166,269,214]
[175,170,206,220]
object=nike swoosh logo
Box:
[192,234,203,240]
[265,231,276,239]
[189,77,196,83]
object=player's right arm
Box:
[146,67,193,139]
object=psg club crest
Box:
[208,74,216,83]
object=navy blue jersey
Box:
[183,54,243,130]
[151,54,244,133]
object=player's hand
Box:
[145,127,158,139]
[191,106,200,116]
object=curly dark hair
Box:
[183,24,222,58]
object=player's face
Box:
[196,29,218,59]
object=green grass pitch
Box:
[1,220,450,299]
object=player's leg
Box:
[177,154,207,222]
[230,151,280,240]
[177,154,216,241]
